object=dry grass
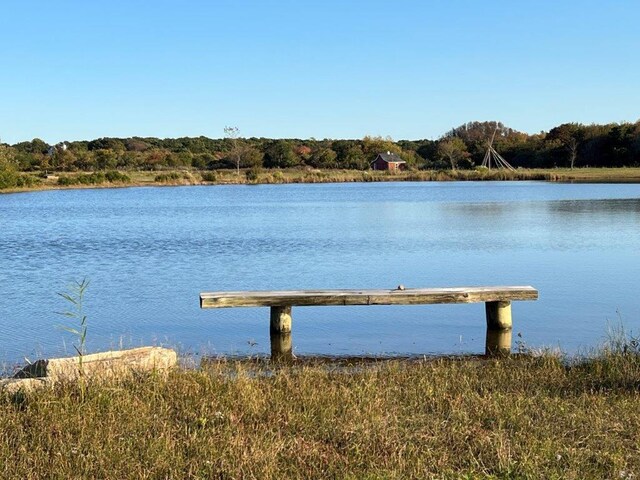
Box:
[1,352,639,479]
[3,167,640,194]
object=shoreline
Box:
[2,167,640,195]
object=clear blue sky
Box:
[1,1,638,144]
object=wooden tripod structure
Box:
[481,127,515,170]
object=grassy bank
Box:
[2,167,640,194]
[1,350,639,478]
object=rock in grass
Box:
[0,377,51,395]
[3,347,177,392]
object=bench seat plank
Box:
[200,286,538,308]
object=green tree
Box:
[239,145,264,168]
[361,135,401,159]
[344,145,367,170]
[437,137,469,170]
[264,140,298,168]
[308,147,337,169]
[0,144,17,166]
[94,149,118,170]
[87,137,125,152]
[13,138,49,154]
[445,121,525,165]
[0,148,22,189]
[547,123,584,169]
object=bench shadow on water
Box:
[268,330,511,362]
[200,329,512,369]
[199,346,493,379]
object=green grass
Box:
[154,171,198,184]
[1,350,639,479]
[57,171,131,186]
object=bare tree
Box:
[224,126,241,175]
[567,137,578,169]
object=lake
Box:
[1,181,639,363]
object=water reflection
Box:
[547,198,640,214]
[270,332,293,361]
[485,329,512,356]
[0,182,639,362]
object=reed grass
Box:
[4,167,640,193]
[1,347,639,479]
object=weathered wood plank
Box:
[200,286,538,309]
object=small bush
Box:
[154,172,183,182]
[105,170,131,183]
[0,170,40,189]
[272,170,285,182]
[15,175,40,188]
[57,175,74,186]
[154,172,197,184]
[245,166,261,183]
[57,172,110,186]
[200,171,218,182]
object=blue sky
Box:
[1,1,639,144]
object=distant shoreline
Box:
[2,167,640,194]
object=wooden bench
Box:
[200,286,538,357]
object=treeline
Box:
[1,121,639,176]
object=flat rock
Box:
[11,346,177,384]
[0,378,51,395]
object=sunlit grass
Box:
[1,345,639,479]
[3,167,640,193]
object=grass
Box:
[1,348,639,479]
[2,167,640,193]
[57,171,131,186]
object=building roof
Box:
[374,152,406,164]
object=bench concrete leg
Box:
[270,332,293,361]
[485,301,512,356]
[270,306,292,334]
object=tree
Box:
[0,144,16,166]
[567,137,578,169]
[547,123,584,169]
[224,126,242,175]
[343,145,367,170]
[239,145,264,169]
[264,140,298,168]
[444,121,527,166]
[13,138,49,155]
[437,137,469,170]
[413,141,438,168]
[308,147,337,169]
[361,135,401,159]
[87,137,125,152]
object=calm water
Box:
[1,181,639,363]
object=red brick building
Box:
[371,152,406,171]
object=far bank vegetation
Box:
[2,120,640,190]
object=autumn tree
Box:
[361,135,401,159]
